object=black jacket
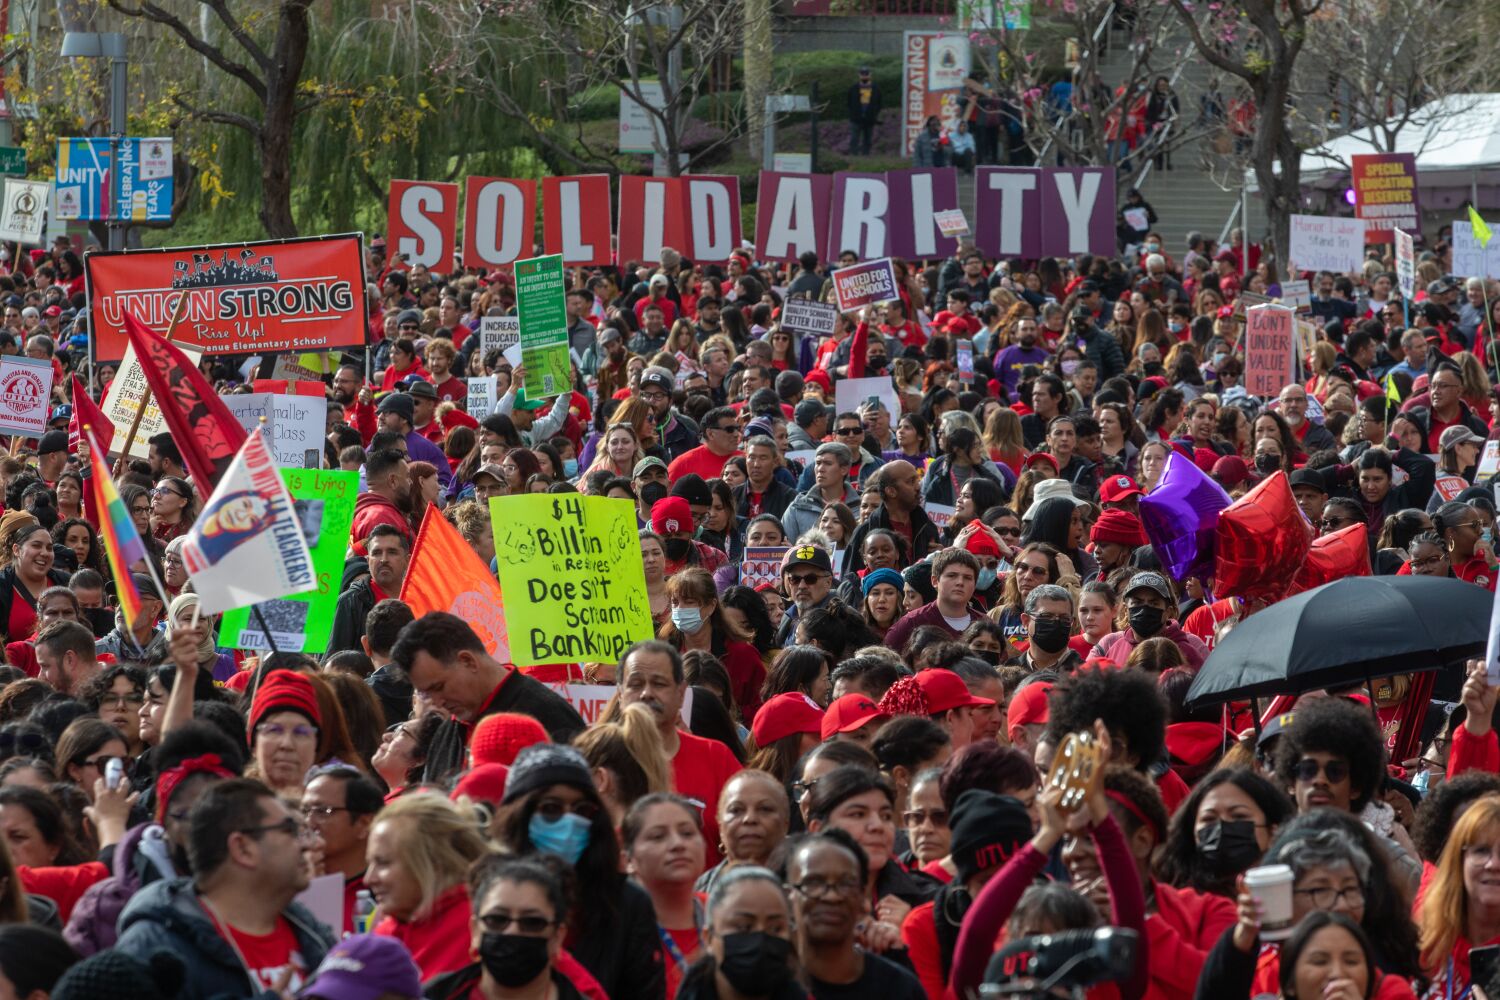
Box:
[658,409,702,462]
[569,880,667,1000]
[919,456,1010,507]
[366,663,413,728]
[425,964,586,1000]
[846,504,940,575]
[846,80,883,123]
[326,577,377,656]
[422,669,586,783]
[732,478,797,520]
[1078,324,1127,380]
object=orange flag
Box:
[399,503,511,660]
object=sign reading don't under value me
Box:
[491,494,654,666]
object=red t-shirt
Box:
[667,446,742,484]
[671,730,743,869]
[1454,553,1498,591]
[431,375,466,404]
[223,916,307,993]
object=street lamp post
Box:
[60,31,127,250]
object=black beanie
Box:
[670,473,712,508]
[950,790,1033,884]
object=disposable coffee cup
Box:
[1243,863,1295,941]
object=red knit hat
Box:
[1090,509,1149,548]
[247,671,321,738]
[651,496,693,536]
[470,712,550,767]
[451,763,510,807]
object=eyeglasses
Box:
[995,524,1022,538]
[1293,885,1363,909]
[709,425,736,435]
[533,797,600,823]
[1015,562,1050,578]
[902,808,949,827]
[787,877,863,899]
[791,776,822,799]
[256,722,318,743]
[1466,843,1500,865]
[1294,758,1349,784]
[785,572,827,586]
[100,692,144,708]
[1319,517,1355,529]
[1431,381,1462,392]
[478,911,558,935]
[81,754,125,771]
[835,426,864,436]
[130,504,150,516]
[301,805,350,821]
[639,390,669,403]
[1412,554,1448,571]
[151,488,188,501]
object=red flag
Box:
[399,503,511,661]
[68,374,115,455]
[121,310,247,489]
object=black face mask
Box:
[868,356,888,371]
[1144,362,1165,377]
[975,647,1003,666]
[1128,604,1165,638]
[1196,819,1264,875]
[1254,453,1281,474]
[663,537,693,561]
[1030,617,1072,654]
[480,933,551,988]
[718,932,793,995]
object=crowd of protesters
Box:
[0,212,1498,1000]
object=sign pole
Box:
[114,291,187,466]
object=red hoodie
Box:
[350,492,410,556]
[1144,880,1237,1000]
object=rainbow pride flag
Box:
[83,425,149,627]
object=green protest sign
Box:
[514,253,570,399]
[217,469,357,652]
[490,494,654,666]
[0,148,25,177]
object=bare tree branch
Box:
[102,0,268,101]
[202,0,273,73]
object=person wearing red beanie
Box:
[1089,508,1149,579]
[469,712,549,767]
[247,671,322,798]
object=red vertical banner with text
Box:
[463,177,537,269]
[387,180,458,274]
[541,175,613,266]
[755,172,832,263]
[616,176,687,266]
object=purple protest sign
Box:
[755,172,832,263]
[831,257,900,313]
[825,172,890,260]
[1039,167,1116,257]
[887,168,960,260]
[973,166,1042,258]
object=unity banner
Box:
[181,430,317,616]
[218,469,356,653]
[491,494,654,667]
[85,234,368,362]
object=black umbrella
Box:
[1184,575,1493,708]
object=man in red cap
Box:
[909,668,995,751]
[1006,678,1052,755]
[884,548,983,653]
[1099,474,1145,517]
[820,693,890,748]
[652,496,727,579]
[1088,508,1148,582]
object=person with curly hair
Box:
[1044,662,1189,814]
[1272,695,1389,818]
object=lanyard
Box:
[657,900,706,971]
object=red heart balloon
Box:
[1289,522,1371,594]
[1213,471,1315,603]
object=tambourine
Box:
[1044,730,1106,815]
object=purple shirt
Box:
[994,345,1052,396]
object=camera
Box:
[979,927,1139,999]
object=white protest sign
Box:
[1288,214,1367,274]
[548,682,691,727]
[1489,576,1500,685]
[467,375,498,420]
[0,355,51,438]
[924,502,957,530]
[292,873,344,934]
[480,315,520,359]
[934,209,970,238]
[0,179,49,245]
[1122,207,1149,232]
[223,392,328,468]
[1452,222,1500,280]
[1279,280,1311,312]
[101,341,207,458]
[781,298,840,338]
[1394,229,1416,299]
[835,375,901,426]
[1480,440,1500,479]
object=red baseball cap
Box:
[752,692,825,746]
[916,668,994,714]
[1024,452,1059,472]
[820,693,891,741]
[1007,680,1053,730]
[1099,475,1145,504]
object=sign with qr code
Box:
[514,253,571,400]
[217,469,357,652]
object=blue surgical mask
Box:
[563,458,579,478]
[1213,352,1228,368]
[528,812,592,864]
[671,607,704,634]
[1412,768,1430,794]
[977,567,998,590]
[1483,528,1494,547]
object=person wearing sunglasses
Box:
[113,778,334,997]
[424,854,603,1000]
[54,717,128,806]
[1271,695,1390,819]
[491,743,664,1000]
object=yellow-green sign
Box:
[514,253,570,399]
[490,494,654,666]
